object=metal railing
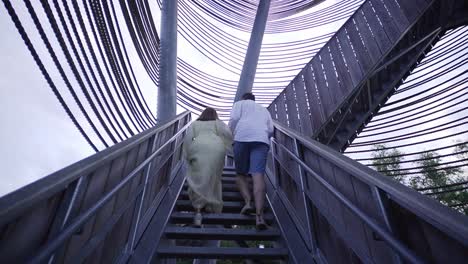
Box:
[266,121,468,263]
[0,112,191,263]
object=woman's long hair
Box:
[197,107,219,121]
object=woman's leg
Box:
[193,207,203,227]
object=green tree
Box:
[413,150,468,215]
[410,151,461,188]
[370,143,468,215]
[371,144,405,183]
[454,140,468,160]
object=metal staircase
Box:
[154,168,289,262]
[1,0,468,263]
[267,0,468,151]
[1,113,468,263]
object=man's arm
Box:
[228,102,241,133]
[266,111,274,138]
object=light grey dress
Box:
[183,120,233,213]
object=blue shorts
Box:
[233,141,269,175]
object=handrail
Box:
[268,121,468,263]
[273,121,468,245]
[372,27,441,75]
[0,111,190,224]
[29,120,193,263]
[271,138,423,263]
[0,112,192,263]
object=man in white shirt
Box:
[228,92,273,230]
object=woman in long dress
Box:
[183,107,233,227]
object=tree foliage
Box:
[371,144,404,182]
[371,144,468,215]
[415,150,468,214]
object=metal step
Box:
[170,212,273,225]
[157,246,288,260]
[175,200,267,214]
[222,177,252,183]
[183,183,250,192]
[222,177,237,183]
[175,200,245,213]
[179,191,244,201]
[164,227,281,240]
[222,171,237,177]
[175,200,244,213]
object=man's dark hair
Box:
[198,107,219,121]
[242,92,255,101]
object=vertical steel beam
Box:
[234,0,271,102]
[372,187,403,264]
[158,0,178,121]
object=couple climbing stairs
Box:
[156,167,290,262]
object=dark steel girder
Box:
[314,0,467,152]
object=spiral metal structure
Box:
[2,0,364,151]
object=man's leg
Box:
[233,142,254,214]
[251,172,265,219]
[250,143,269,229]
[236,174,253,213]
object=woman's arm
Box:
[217,120,233,153]
[183,124,194,158]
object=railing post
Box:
[293,138,320,258]
[169,120,180,177]
[47,175,88,264]
[128,132,160,252]
[269,140,279,188]
[372,187,403,264]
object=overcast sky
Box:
[0,3,92,195]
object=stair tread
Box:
[184,183,245,192]
[179,190,243,201]
[176,200,244,212]
[157,245,288,259]
[165,226,280,240]
[222,177,252,183]
[171,212,273,224]
[175,200,268,214]
[176,200,243,207]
